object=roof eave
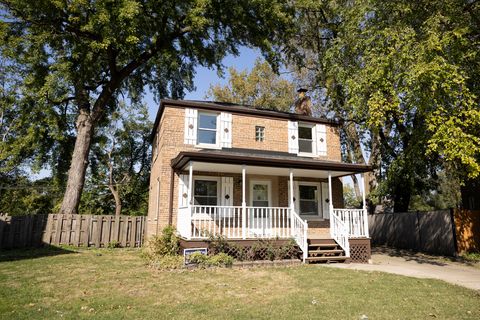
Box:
[171,151,372,174]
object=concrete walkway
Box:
[323,247,480,291]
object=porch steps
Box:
[305,238,348,264]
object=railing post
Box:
[242,165,246,239]
[289,169,294,237]
[360,173,369,238]
[186,162,193,240]
[303,220,308,263]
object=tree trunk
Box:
[58,112,94,214]
[108,185,122,216]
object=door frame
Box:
[296,181,322,218]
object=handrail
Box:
[332,208,369,238]
[330,210,350,257]
[290,209,309,262]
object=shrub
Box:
[206,234,231,255]
[188,252,234,268]
[142,226,179,260]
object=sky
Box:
[145,46,261,121]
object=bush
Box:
[188,252,234,268]
[142,226,179,261]
[206,234,231,255]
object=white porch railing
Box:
[332,208,369,238]
[178,205,308,261]
[330,210,350,257]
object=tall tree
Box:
[0,0,294,214]
[206,58,296,111]
[87,102,151,216]
[287,0,480,211]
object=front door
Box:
[249,181,271,236]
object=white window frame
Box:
[298,123,315,157]
[255,126,265,142]
[192,176,221,206]
[249,180,272,207]
[297,181,322,219]
[196,112,221,149]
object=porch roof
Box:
[171,148,371,178]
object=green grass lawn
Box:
[0,247,479,320]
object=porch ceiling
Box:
[171,149,371,178]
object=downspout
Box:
[168,169,175,226]
[155,177,160,235]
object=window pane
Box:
[198,114,217,129]
[299,140,313,153]
[255,126,265,142]
[299,126,312,139]
[253,184,268,201]
[299,185,317,200]
[198,129,216,144]
[194,180,217,196]
[300,200,318,215]
[194,196,218,206]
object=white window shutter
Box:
[288,121,299,154]
[184,108,198,145]
[221,177,233,206]
[316,124,327,156]
[178,174,189,208]
[219,112,232,148]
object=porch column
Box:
[289,169,294,237]
[242,165,246,239]
[360,173,369,237]
[186,161,193,239]
[328,171,334,214]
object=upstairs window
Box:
[298,124,313,153]
[197,113,218,145]
[255,126,265,142]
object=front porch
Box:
[172,150,371,262]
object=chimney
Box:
[294,88,312,116]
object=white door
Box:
[321,182,330,219]
[249,181,272,236]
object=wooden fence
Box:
[0,214,146,249]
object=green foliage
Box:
[343,184,362,209]
[142,226,180,261]
[206,58,296,112]
[106,240,121,249]
[0,0,295,213]
[0,176,61,215]
[461,252,480,263]
[188,252,233,268]
[287,0,480,211]
[79,102,152,216]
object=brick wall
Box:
[147,105,345,238]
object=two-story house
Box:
[147,99,371,263]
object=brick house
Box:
[148,99,371,262]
